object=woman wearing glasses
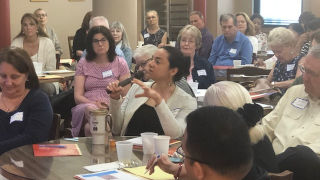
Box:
[267,27,303,94]
[108,46,197,138]
[71,26,131,137]
[140,10,168,47]
[177,25,215,89]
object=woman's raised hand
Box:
[107,80,123,100]
[132,79,162,106]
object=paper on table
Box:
[256,103,274,109]
[84,162,124,172]
[124,166,174,180]
[74,170,141,180]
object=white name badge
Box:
[229,48,237,54]
[102,70,113,78]
[291,98,309,109]
[197,69,207,76]
[144,33,150,38]
[287,64,295,71]
[10,112,23,124]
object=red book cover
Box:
[33,144,82,157]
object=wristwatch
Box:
[271,81,275,88]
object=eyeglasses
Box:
[299,64,320,77]
[36,14,47,18]
[139,57,153,67]
[181,39,195,44]
[92,38,107,44]
[147,16,156,20]
[175,146,212,165]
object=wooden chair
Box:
[269,170,293,180]
[49,113,62,140]
[68,36,74,59]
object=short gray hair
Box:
[203,81,252,111]
[190,11,204,19]
[308,44,320,59]
[220,14,237,26]
[89,16,109,29]
[177,25,202,49]
[268,27,296,48]
[133,44,158,63]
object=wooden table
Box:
[0,137,170,180]
[38,72,75,84]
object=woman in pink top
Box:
[71,26,131,137]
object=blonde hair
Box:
[268,27,296,48]
[177,25,202,49]
[203,81,253,111]
[236,12,256,36]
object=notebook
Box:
[33,144,82,157]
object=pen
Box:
[144,154,160,174]
[39,144,66,148]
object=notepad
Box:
[124,166,174,180]
[74,170,141,180]
[33,144,82,157]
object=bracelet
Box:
[174,163,183,180]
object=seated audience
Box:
[71,26,130,137]
[296,12,316,56]
[251,13,268,53]
[108,46,197,138]
[188,11,214,59]
[208,14,253,66]
[299,11,316,32]
[147,81,278,180]
[73,11,92,61]
[147,106,253,180]
[236,12,258,56]
[267,27,302,94]
[133,45,195,97]
[258,45,320,180]
[288,23,304,39]
[34,8,63,56]
[0,47,53,155]
[110,21,132,68]
[11,13,57,96]
[177,25,215,89]
[140,10,168,47]
[299,18,320,57]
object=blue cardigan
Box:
[191,55,216,89]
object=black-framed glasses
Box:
[92,38,107,44]
[175,146,212,165]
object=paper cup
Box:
[141,132,158,154]
[154,136,170,155]
[233,60,242,67]
[116,141,133,162]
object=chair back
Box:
[68,36,74,59]
[49,113,62,140]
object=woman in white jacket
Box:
[107,46,197,138]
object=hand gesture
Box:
[107,80,123,100]
[95,100,108,109]
[132,79,162,105]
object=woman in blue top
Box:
[110,21,132,68]
[177,25,215,89]
[0,47,53,155]
[267,27,303,94]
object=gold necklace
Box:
[0,91,27,112]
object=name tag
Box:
[144,33,150,38]
[10,112,23,124]
[291,98,309,109]
[287,64,295,71]
[229,48,237,54]
[197,69,207,76]
[102,70,113,78]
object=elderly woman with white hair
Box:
[177,25,215,89]
[267,27,303,94]
[110,21,132,68]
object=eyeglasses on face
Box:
[299,64,320,77]
[92,38,107,44]
[147,16,156,20]
[175,146,212,165]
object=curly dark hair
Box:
[85,26,116,62]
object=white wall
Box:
[10,0,92,58]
